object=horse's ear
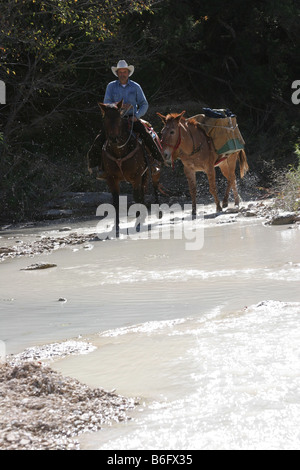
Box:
[157,112,166,123]
[98,102,106,117]
[117,99,124,109]
[178,110,186,121]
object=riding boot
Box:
[133,120,165,164]
[145,135,165,165]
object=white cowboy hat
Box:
[111,60,134,77]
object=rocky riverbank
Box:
[0,340,138,450]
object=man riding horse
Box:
[87,59,164,179]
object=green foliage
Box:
[0,0,154,221]
[0,0,299,221]
[274,143,300,211]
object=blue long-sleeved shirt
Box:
[103,79,148,119]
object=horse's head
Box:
[98,100,126,144]
[157,111,186,165]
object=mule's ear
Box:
[98,102,106,117]
[157,112,166,123]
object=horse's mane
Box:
[165,114,199,128]
[106,103,119,109]
[165,113,182,121]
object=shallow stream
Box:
[1,204,300,449]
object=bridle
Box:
[104,104,135,149]
[162,124,182,169]
[103,106,142,181]
[116,105,135,149]
[162,121,202,169]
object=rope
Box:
[117,104,134,149]
[197,122,239,131]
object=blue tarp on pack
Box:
[202,108,236,119]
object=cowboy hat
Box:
[111,60,134,77]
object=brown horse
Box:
[157,111,249,215]
[99,100,162,232]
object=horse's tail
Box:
[238,149,249,178]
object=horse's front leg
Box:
[150,167,161,204]
[113,192,120,236]
[132,178,145,205]
[107,178,120,236]
[183,165,197,218]
[132,178,148,233]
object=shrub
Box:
[274,144,300,212]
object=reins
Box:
[103,104,150,181]
[117,105,134,149]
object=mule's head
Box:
[98,100,126,144]
[157,111,185,165]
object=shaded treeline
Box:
[0,0,299,221]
